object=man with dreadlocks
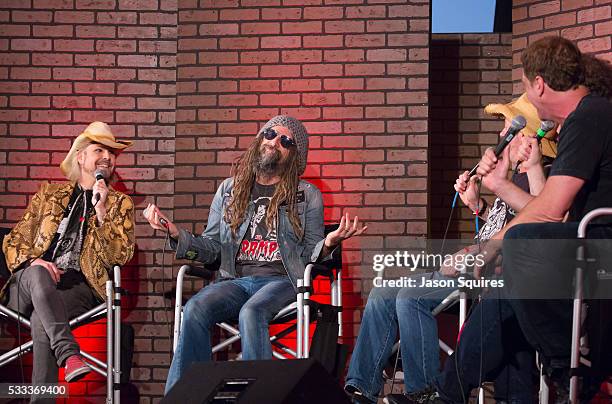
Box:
[144,115,366,393]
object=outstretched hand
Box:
[324,212,367,248]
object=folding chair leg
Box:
[113,265,122,404]
[106,280,113,403]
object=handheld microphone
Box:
[159,218,169,228]
[93,169,107,203]
[467,115,527,176]
[535,120,556,141]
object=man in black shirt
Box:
[410,37,612,403]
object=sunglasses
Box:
[261,128,296,149]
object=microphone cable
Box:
[158,218,174,357]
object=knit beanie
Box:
[258,115,309,175]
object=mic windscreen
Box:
[94,169,107,182]
[510,115,527,132]
[539,120,556,133]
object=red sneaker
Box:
[64,355,90,382]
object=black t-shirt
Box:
[549,94,612,221]
[235,182,287,278]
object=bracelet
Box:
[472,198,487,216]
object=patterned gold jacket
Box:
[2,182,135,300]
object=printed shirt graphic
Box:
[235,182,286,278]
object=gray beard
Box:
[254,148,283,176]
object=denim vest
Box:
[174,178,328,290]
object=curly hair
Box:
[521,36,584,91]
[582,54,612,100]
[224,135,304,240]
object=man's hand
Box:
[516,136,542,171]
[473,239,502,278]
[31,258,64,284]
[143,203,179,238]
[478,146,511,194]
[92,177,109,224]
[324,213,367,248]
[454,171,480,211]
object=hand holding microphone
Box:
[93,169,109,207]
[144,203,178,237]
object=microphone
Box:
[159,218,169,228]
[467,115,527,176]
[93,169,107,203]
[535,120,556,141]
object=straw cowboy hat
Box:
[485,93,557,158]
[60,121,132,176]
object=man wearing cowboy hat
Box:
[2,121,135,395]
[346,94,555,404]
[144,115,366,394]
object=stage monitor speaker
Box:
[162,358,350,404]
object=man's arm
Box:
[493,175,584,240]
[2,184,47,273]
[89,192,136,267]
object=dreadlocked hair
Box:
[225,135,304,240]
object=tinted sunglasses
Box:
[261,128,296,149]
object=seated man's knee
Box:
[21,266,55,286]
[238,304,270,329]
[182,298,214,327]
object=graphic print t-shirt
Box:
[235,182,286,278]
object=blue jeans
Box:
[165,275,295,394]
[345,272,455,402]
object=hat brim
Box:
[60,131,132,176]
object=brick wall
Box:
[429,33,513,239]
[0,0,176,402]
[512,0,612,93]
[175,0,430,352]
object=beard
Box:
[254,145,283,176]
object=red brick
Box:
[53,67,93,80]
[1,82,29,93]
[198,108,237,122]
[325,20,364,34]
[239,51,278,64]
[118,55,158,67]
[260,36,301,49]
[260,93,300,106]
[11,67,51,80]
[31,25,73,37]
[303,35,343,48]
[138,97,175,110]
[345,63,386,76]
[10,95,50,108]
[12,11,53,23]
[55,11,95,23]
[595,20,612,36]
[219,65,258,78]
[31,110,71,123]
[96,68,136,81]
[240,22,279,35]
[388,33,429,47]
[74,54,116,67]
[561,0,593,11]
[76,25,116,38]
[220,8,260,21]
[346,5,386,18]
[561,25,594,40]
[578,6,611,23]
[0,25,30,37]
[346,34,385,48]
[281,50,322,63]
[218,94,258,106]
[367,49,407,62]
[198,50,239,64]
[323,78,364,91]
[344,121,385,134]
[96,40,136,53]
[0,53,29,65]
[302,92,342,106]
[366,77,406,90]
[118,26,159,38]
[262,7,302,20]
[260,65,300,78]
[138,69,175,82]
[303,64,343,77]
[543,11,576,28]
[366,20,408,33]
[239,80,278,92]
[116,111,156,123]
[97,11,137,24]
[140,12,177,25]
[76,0,115,9]
[577,36,611,53]
[54,39,94,52]
[118,0,160,10]
[219,37,259,50]
[323,49,365,62]
[529,0,561,17]
[238,108,279,121]
[31,53,73,66]
[12,38,51,51]
[31,81,72,94]
[281,79,321,92]
[52,96,92,109]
